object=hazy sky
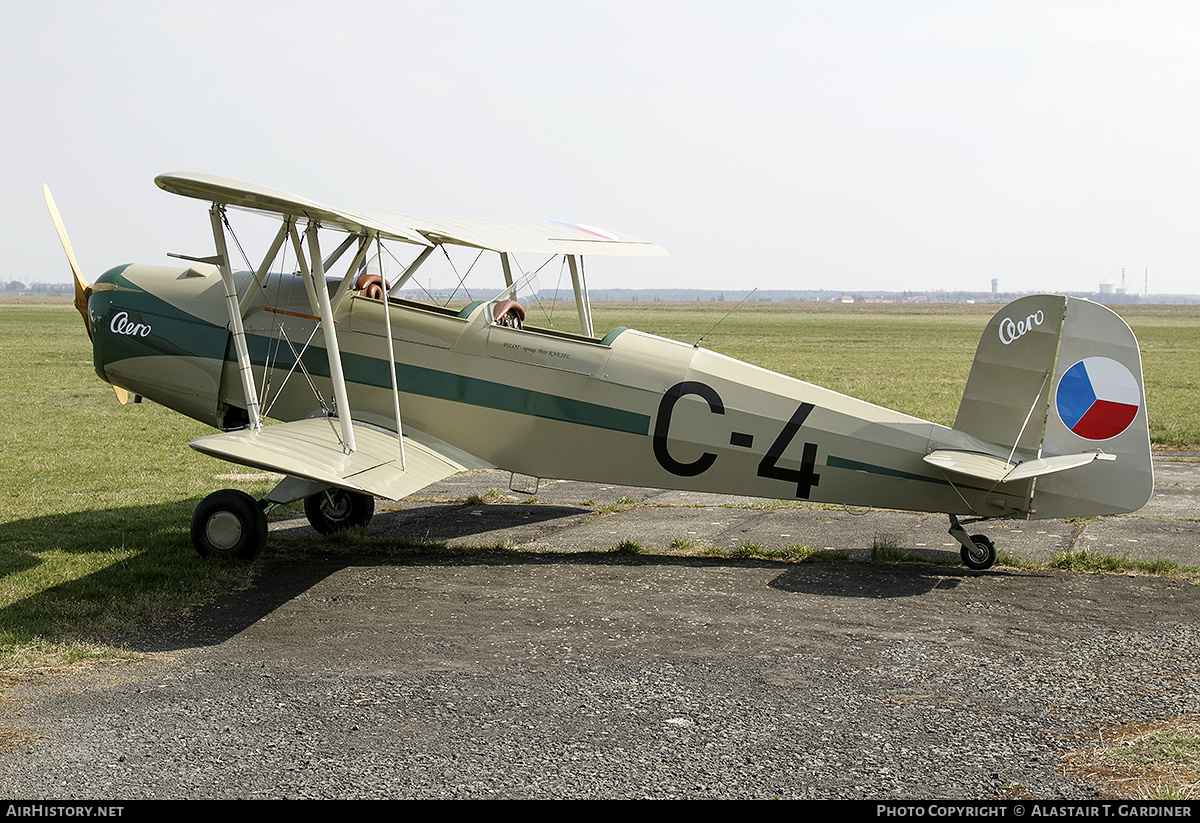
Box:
[5,1,1199,295]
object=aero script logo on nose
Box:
[998,309,1044,345]
[110,311,152,338]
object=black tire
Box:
[961,534,997,570]
[191,489,267,560]
[304,489,375,535]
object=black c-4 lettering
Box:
[757,403,821,498]
[653,381,724,477]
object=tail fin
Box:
[954,295,1067,462]
[953,295,1152,519]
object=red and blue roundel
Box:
[1054,357,1141,441]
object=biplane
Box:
[43,174,1153,570]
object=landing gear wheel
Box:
[304,489,375,535]
[961,534,997,570]
[191,489,268,560]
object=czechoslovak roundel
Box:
[1054,357,1141,441]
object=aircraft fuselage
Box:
[88,263,1031,520]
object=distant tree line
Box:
[2,281,72,293]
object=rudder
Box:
[1033,297,1153,518]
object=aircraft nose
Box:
[86,271,149,405]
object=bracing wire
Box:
[440,246,483,307]
[380,243,437,303]
[221,211,333,422]
[694,288,758,348]
[520,254,559,327]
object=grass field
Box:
[0,302,264,670]
[2,298,1197,797]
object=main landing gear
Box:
[190,485,375,560]
[948,514,997,570]
[303,488,375,534]
[191,489,268,560]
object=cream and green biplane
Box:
[44,174,1153,570]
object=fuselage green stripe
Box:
[91,287,650,436]
[251,335,649,435]
[826,454,1005,496]
[825,455,947,486]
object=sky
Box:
[5,0,1199,296]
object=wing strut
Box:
[377,237,407,470]
[238,220,290,319]
[567,255,593,337]
[387,244,436,297]
[209,204,263,430]
[291,221,357,454]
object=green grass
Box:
[0,304,263,670]
[612,539,643,554]
[1049,548,1196,578]
[593,303,982,425]
[1065,719,1200,799]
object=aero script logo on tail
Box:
[1054,357,1141,440]
[998,309,1044,345]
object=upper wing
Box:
[155,173,434,247]
[368,213,669,257]
[155,172,667,257]
[189,418,468,501]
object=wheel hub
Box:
[205,511,243,550]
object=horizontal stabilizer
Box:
[190,418,466,501]
[923,450,1015,483]
[924,449,1114,484]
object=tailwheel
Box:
[304,488,375,535]
[948,515,998,571]
[191,489,268,560]
[961,534,997,570]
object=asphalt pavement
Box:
[0,452,1197,800]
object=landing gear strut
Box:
[303,488,375,534]
[948,515,997,570]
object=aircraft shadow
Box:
[0,498,1025,656]
[271,501,597,544]
[768,562,988,599]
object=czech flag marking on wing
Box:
[1054,357,1141,441]
[545,220,620,241]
